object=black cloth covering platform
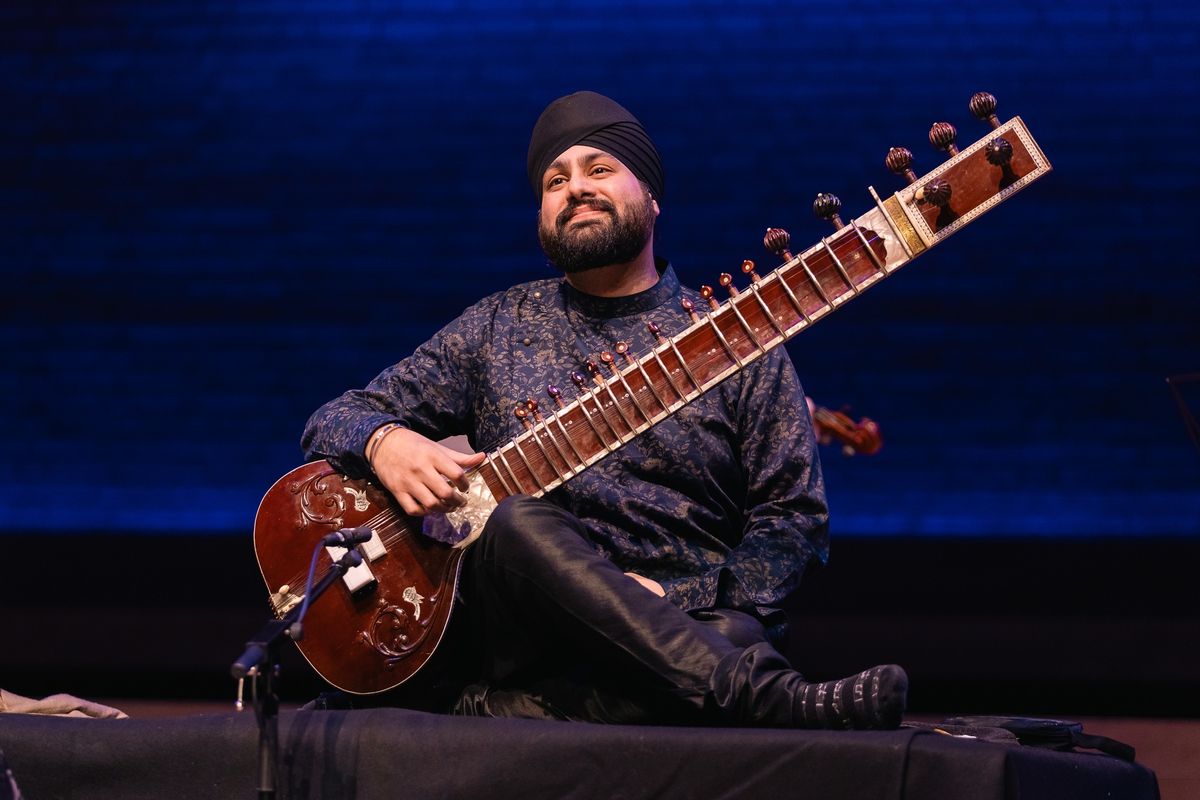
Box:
[0,708,1159,799]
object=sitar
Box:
[253,92,1051,695]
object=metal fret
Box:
[869,185,914,260]
[599,381,637,434]
[703,315,744,368]
[493,449,526,495]
[748,283,787,339]
[523,424,567,483]
[850,221,886,276]
[727,296,770,356]
[483,453,517,497]
[578,391,624,448]
[775,268,813,325]
[534,419,578,478]
[509,437,544,491]
[664,338,703,394]
[576,395,619,453]
[548,412,588,467]
[630,358,670,414]
[651,349,688,403]
[613,368,655,425]
[797,253,834,309]
[820,236,859,294]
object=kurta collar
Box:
[560,259,679,319]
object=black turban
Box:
[527,91,664,201]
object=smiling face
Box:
[536,145,659,275]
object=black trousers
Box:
[451,494,784,724]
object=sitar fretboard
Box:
[478,221,891,500]
[472,112,1052,503]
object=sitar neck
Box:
[473,111,1051,502]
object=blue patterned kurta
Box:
[302,263,829,615]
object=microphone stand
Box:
[230,544,363,800]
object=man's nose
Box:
[566,172,595,197]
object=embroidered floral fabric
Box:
[302,264,829,614]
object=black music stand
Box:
[231,545,363,800]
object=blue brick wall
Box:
[2,0,1198,536]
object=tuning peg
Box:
[523,397,546,422]
[599,350,619,376]
[764,228,794,263]
[513,402,531,425]
[680,297,700,322]
[985,136,1018,189]
[547,384,566,408]
[718,273,739,297]
[569,371,588,391]
[885,146,918,184]
[741,259,761,283]
[647,320,664,342]
[985,137,1013,167]
[699,285,719,310]
[813,193,844,230]
[615,341,634,364]
[969,91,1000,130]
[928,122,960,157]
[585,359,604,385]
[916,179,952,208]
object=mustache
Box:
[557,197,617,228]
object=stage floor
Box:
[10,698,1189,800]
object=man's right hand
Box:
[368,427,486,516]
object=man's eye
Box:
[546,176,567,189]
[590,166,611,176]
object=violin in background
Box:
[807,397,882,456]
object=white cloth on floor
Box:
[0,689,127,719]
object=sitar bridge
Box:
[269,584,303,617]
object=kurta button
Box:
[533,291,542,299]
[522,337,532,346]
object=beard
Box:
[538,192,656,275]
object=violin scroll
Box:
[808,399,883,457]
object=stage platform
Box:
[0,706,1161,800]
[2,534,1194,797]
